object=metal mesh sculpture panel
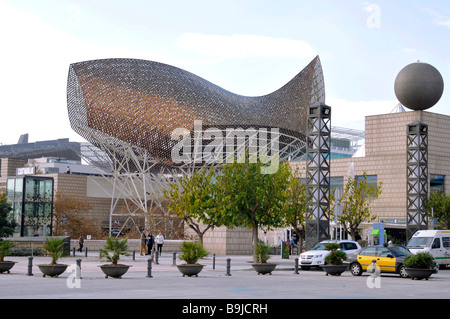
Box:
[67,56,325,169]
[66,57,325,236]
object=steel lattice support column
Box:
[406,121,429,240]
[305,103,331,250]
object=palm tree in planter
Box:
[38,237,68,277]
[99,237,131,278]
[251,241,277,275]
[0,240,16,274]
[321,242,348,276]
[177,241,209,277]
[404,252,437,280]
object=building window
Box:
[430,174,445,193]
[6,176,54,237]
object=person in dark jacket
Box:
[146,233,155,255]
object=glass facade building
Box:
[6,176,54,237]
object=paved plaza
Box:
[1,252,449,300]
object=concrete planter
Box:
[321,264,348,276]
[38,264,68,278]
[177,264,205,277]
[0,261,17,274]
[251,263,277,275]
[99,264,131,278]
[405,268,434,280]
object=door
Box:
[440,237,450,265]
[376,247,396,273]
[357,247,378,270]
[430,237,446,264]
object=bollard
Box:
[225,258,231,276]
[172,252,177,266]
[73,247,76,257]
[371,259,377,274]
[294,258,299,275]
[76,258,82,279]
[85,247,88,258]
[213,254,216,270]
[99,248,102,259]
[147,258,154,278]
[27,256,33,276]
[132,250,136,261]
[155,250,159,264]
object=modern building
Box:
[7,175,54,237]
[292,109,450,244]
[0,136,81,190]
[330,126,365,159]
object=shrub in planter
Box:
[404,252,436,280]
[252,241,277,275]
[321,242,348,276]
[38,237,68,277]
[324,243,347,265]
[0,240,17,274]
[177,241,209,277]
[99,237,131,278]
[404,252,435,269]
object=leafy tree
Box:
[280,166,308,253]
[332,172,382,240]
[164,167,221,245]
[215,156,291,260]
[427,191,450,229]
[52,192,97,238]
[0,192,17,239]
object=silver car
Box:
[299,240,361,270]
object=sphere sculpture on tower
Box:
[394,61,444,111]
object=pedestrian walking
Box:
[140,231,147,256]
[146,232,154,255]
[155,232,164,256]
[78,233,84,252]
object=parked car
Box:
[348,244,439,278]
[299,240,361,270]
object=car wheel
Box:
[350,262,362,276]
[398,264,409,278]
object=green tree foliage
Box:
[333,172,383,240]
[215,156,291,259]
[280,166,308,252]
[178,241,209,264]
[43,237,66,265]
[164,167,221,245]
[0,192,17,239]
[324,242,347,265]
[427,191,450,229]
[101,237,129,265]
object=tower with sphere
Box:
[394,61,444,239]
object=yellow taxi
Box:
[349,245,412,278]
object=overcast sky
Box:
[1,0,449,145]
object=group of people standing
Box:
[140,231,164,256]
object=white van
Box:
[407,230,450,267]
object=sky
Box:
[1,0,449,145]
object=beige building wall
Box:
[292,110,450,241]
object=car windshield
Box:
[389,246,411,257]
[310,243,327,250]
[407,237,433,248]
